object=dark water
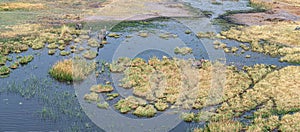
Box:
[0,0,298,131]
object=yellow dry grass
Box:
[214,66,300,121]
[221,22,300,47]
[0,24,42,38]
[0,2,45,11]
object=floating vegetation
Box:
[280,112,300,131]
[110,57,252,112]
[154,100,169,111]
[48,49,56,55]
[47,43,58,49]
[243,64,274,83]
[97,102,109,109]
[159,33,178,39]
[214,66,300,122]
[83,50,97,60]
[87,38,99,47]
[203,121,243,132]
[108,33,120,38]
[115,96,147,113]
[10,62,19,69]
[221,22,300,63]
[106,93,119,100]
[58,45,65,50]
[0,66,10,75]
[90,84,113,93]
[245,55,251,58]
[84,92,99,102]
[181,112,195,122]
[60,51,70,56]
[49,58,96,82]
[185,30,192,34]
[109,57,131,73]
[138,32,148,37]
[19,55,34,65]
[133,105,157,117]
[32,41,45,50]
[0,55,7,65]
[196,32,216,39]
[174,47,193,55]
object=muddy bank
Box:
[227,0,300,25]
[83,0,197,21]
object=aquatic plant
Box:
[138,32,148,37]
[90,84,113,93]
[84,92,99,102]
[48,49,56,55]
[247,116,280,131]
[108,33,120,38]
[97,102,109,109]
[0,66,10,75]
[47,43,58,49]
[106,93,119,100]
[10,62,19,69]
[19,55,34,65]
[87,38,99,47]
[205,121,243,132]
[133,105,157,117]
[181,112,195,122]
[174,47,193,55]
[279,112,300,131]
[196,32,216,39]
[49,58,96,82]
[60,51,70,56]
[109,57,131,73]
[185,30,192,34]
[154,100,169,111]
[214,66,300,121]
[0,55,7,65]
[115,96,147,113]
[83,50,97,60]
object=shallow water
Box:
[0,0,299,131]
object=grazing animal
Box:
[98,27,109,41]
[75,23,83,30]
[295,26,300,31]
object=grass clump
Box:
[0,2,45,11]
[133,105,157,117]
[19,55,34,65]
[214,66,300,121]
[174,47,193,55]
[87,38,99,47]
[181,112,195,122]
[109,57,131,73]
[97,102,109,109]
[279,112,300,131]
[0,55,7,65]
[221,22,300,63]
[204,121,243,132]
[115,96,147,113]
[0,66,10,75]
[84,92,99,102]
[154,100,169,111]
[83,50,97,60]
[49,58,96,82]
[90,84,113,93]
[106,93,119,100]
[59,51,70,56]
[10,62,19,69]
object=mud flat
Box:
[227,0,300,25]
[83,0,198,21]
